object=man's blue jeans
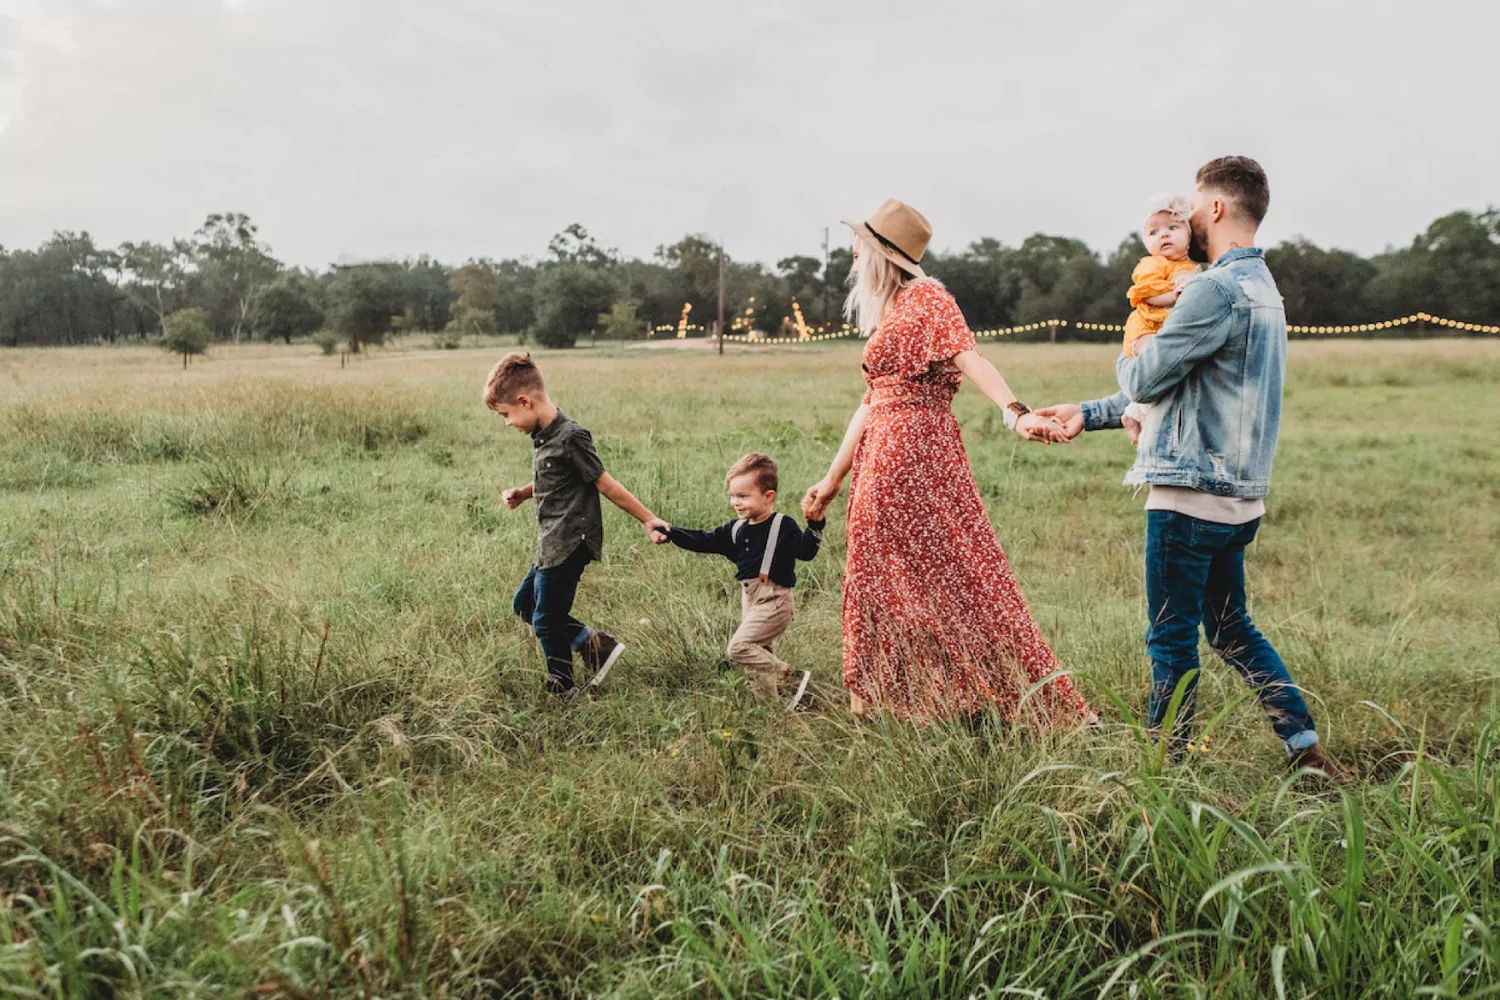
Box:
[512,545,594,693]
[1145,511,1318,753]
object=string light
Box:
[646,309,1498,343]
[1286,312,1499,335]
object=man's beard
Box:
[1187,221,1210,263]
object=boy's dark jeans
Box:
[512,545,594,693]
[1144,510,1318,753]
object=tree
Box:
[493,258,538,334]
[249,273,324,343]
[1368,210,1500,324]
[448,263,499,333]
[398,256,454,332]
[160,307,212,367]
[1267,238,1377,327]
[121,240,192,337]
[548,224,616,266]
[532,263,617,348]
[329,264,403,352]
[597,299,640,339]
[0,232,123,345]
[193,213,279,343]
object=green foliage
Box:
[446,306,494,336]
[194,211,279,342]
[251,272,324,343]
[158,306,212,366]
[329,264,403,352]
[596,298,641,339]
[313,329,343,355]
[0,231,123,346]
[3,210,1499,350]
[531,261,615,348]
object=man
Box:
[1038,156,1344,782]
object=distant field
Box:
[2,338,1498,997]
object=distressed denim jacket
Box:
[1081,247,1286,499]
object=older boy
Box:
[485,353,665,696]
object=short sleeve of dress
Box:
[892,280,977,381]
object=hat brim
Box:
[841,220,926,279]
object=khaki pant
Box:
[727,579,795,702]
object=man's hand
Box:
[1016,411,1069,445]
[646,518,671,544]
[1123,413,1143,447]
[500,485,533,510]
[1033,403,1085,442]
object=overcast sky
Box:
[1,0,1496,269]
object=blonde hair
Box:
[483,352,546,408]
[1142,192,1192,235]
[726,452,777,493]
[842,232,915,334]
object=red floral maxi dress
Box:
[842,279,1095,727]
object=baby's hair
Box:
[1142,192,1192,234]
[726,452,778,494]
[483,352,546,408]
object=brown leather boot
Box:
[1287,744,1350,787]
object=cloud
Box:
[0,0,1496,267]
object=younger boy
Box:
[485,353,666,696]
[654,453,823,709]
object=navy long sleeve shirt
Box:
[668,514,825,588]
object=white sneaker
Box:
[582,632,626,687]
[787,669,811,710]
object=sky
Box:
[1,0,1497,269]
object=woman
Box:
[802,199,1096,728]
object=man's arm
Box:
[1117,279,1234,404]
[1081,391,1131,432]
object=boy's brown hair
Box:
[1195,156,1270,225]
[726,452,777,493]
[483,353,546,408]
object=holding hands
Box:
[1015,411,1071,445]
[801,477,841,522]
[1031,403,1085,442]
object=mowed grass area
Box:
[1,337,1498,998]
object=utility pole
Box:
[717,241,726,356]
[821,226,830,326]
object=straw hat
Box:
[842,198,931,279]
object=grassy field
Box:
[1,337,1498,998]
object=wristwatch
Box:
[1003,401,1031,431]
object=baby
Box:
[1122,193,1199,438]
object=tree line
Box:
[2,208,1497,352]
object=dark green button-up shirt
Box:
[531,411,606,569]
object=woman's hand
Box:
[1016,412,1069,445]
[802,477,842,520]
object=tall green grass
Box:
[1,339,1497,997]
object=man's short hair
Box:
[726,452,778,493]
[483,353,546,407]
[1196,156,1270,225]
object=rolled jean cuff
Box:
[571,627,594,652]
[1284,730,1320,754]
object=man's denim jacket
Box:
[1081,247,1285,499]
